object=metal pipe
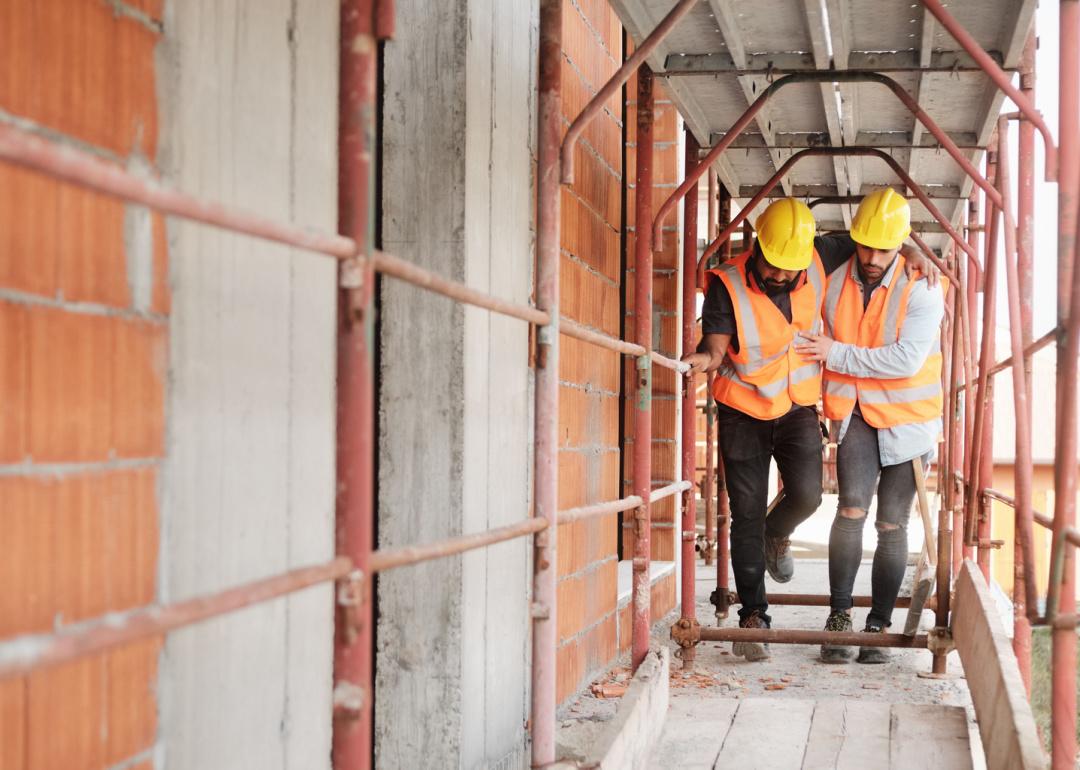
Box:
[704,378,716,566]
[560,0,696,184]
[652,350,692,373]
[680,131,699,662]
[560,318,645,356]
[333,2,381,765]
[697,149,977,286]
[0,557,354,681]
[996,119,1039,626]
[983,489,1054,531]
[558,496,644,525]
[0,123,359,259]
[0,123,561,332]
[755,593,920,609]
[631,65,655,673]
[909,232,975,406]
[369,519,549,573]
[699,626,929,649]
[962,193,980,562]
[950,274,967,577]
[650,479,691,504]
[919,0,1056,180]
[965,148,999,557]
[652,70,1005,248]
[989,328,1058,377]
[1049,4,1080,763]
[373,251,549,325]
[531,1,562,762]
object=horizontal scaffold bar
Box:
[0,557,354,681]
[699,626,929,649]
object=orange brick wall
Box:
[555,0,623,706]
[623,71,681,566]
[555,5,681,705]
[0,2,166,768]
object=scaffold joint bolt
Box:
[926,626,955,656]
[670,616,701,648]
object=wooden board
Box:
[715,698,815,770]
[802,700,892,769]
[952,560,1047,770]
[648,698,739,770]
[656,696,979,769]
[890,703,974,769]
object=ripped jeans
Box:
[829,411,927,627]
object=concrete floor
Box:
[555,495,988,768]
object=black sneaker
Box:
[733,612,771,662]
[820,610,855,663]
[856,619,890,664]
[764,533,794,583]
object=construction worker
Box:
[682,197,937,662]
[793,189,946,664]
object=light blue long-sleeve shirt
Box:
[824,257,946,466]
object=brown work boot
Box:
[733,612,771,662]
[856,619,891,664]
[819,609,855,663]
[764,533,794,583]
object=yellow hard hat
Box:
[755,198,816,270]
[851,188,911,250]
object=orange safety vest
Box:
[821,256,947,428]
[706,249,826,420]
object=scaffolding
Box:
[0,0,1077,768]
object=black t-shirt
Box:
[700,234,856,352]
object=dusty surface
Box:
[556,499,987,767]
[650,559,984,769]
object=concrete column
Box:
[157,2,339,768]
[377,0,538,766]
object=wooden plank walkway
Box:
[650,697,974,770]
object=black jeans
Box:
[829,411,923,626]
[717,403,824,623]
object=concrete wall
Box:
[376,0,537,767]
[157,2,339,768]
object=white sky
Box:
[997,0,1063,337]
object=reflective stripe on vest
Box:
[707,249,826,420]
[821,256,946,429]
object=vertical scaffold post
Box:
[1049,2,1080,766]
[971,142,999,580]
[676,128,701,667]
[1013,30,1037,695]
[333,1,386,767]
[631,64,655,672]
[703,170,717,567]
[963,191,980,559]
[531,0,562,764]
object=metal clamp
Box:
[670,616,701,649]
[336,569,366,645]
[339,256,365,289]
[927,626,955,656]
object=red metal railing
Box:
[677,6,1080,764]
[2,1,1079,768]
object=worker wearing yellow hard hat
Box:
[793,189,947,664]
[682,192,939,662]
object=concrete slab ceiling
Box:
[609,0,1037,252]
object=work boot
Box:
[763,533,794,583]
[856,619,891,664]
[819,609,855,663]
[733,612,771,662]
